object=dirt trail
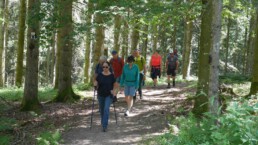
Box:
[61,83,193,145]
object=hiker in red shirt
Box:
[149,49,162,87]
[109,50,125,101]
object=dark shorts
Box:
[167,68,176,77]
[151,67,161,79]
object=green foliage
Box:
[36,130,62,145]
[0,117,16,132]
[147,96,258,145]
[74,83,92,91]
[219,73,250,84]
[0,135,12,145]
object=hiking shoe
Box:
[102,127,107,132]
[124,110,129,117]
[167,85,171,88]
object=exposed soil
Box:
[1,82,195,145]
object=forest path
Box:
[61,82,194,145]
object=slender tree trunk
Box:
[224,18,231,74]
[131,20,139,51]
[193,0,212,117]
[246,13,256,75]
[182,18,193,79]
[172,22,177,50]
[21,0,41,111]
[0,0,5,87]
[114,14,121,52]
[54,30,61,89]
[208,0,222,116]
[50,32,56,85]
[121,20,129,59]
[243,11,249,75]
[54,0,80,102]
[84,1,92,83]
[3,0,9,86]
[142,24,148,58]
[152,24,158,52]
[15,0,26,87]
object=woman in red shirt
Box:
[149,50,162,87]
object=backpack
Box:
[167,56,177,69]
[110,57,123,68]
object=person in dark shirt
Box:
[94,61,116,132]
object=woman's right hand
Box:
[93,81,98,88]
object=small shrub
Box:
[36,130,62,145]
[0,135,12,145]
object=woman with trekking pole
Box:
[94,61,116,132]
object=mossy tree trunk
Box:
[3,0,9,86]
[15,0,26,87]
[53,0,80,102]
[249,5,258,95]
[208,0,222,116]
[84,1,92,84]
[182,17,193,80]
[114,14,121,53]
[0,0,5,87]
[193,0,212,118]
[21,0,41,111]
[90,10,104,80]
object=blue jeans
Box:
[98,96,112,128]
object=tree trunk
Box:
[182,18,193,79]
[142,24,148,59]
[246,13,257,75]
[249,6,258,95]
[152,24,158,52]
[50,32,56,85]
[84,1,92,83]
[114,14,121,52]
[3,0,9,86]
[208,0,222,116]
[53,0,80,102]
[0,0,5,87]
[91,10,105,80]
[224,18,231,74]
[21,0,41,111]
[121,19,129,59]
[131,20,140,51]
[54,30,61,89]
[172,22,177,50]
[15,0,26,87]
[193,0,212,118]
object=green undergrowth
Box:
[143,96,258,145]
[0,117,17,145]
[220,73,250,84]
[36,130,63,145]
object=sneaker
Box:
[167,85,171,88]
[124,110,129,116]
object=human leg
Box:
[98,96,105,126]
[102,96,112,130]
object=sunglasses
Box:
[102,66,109,68]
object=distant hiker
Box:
[166,50,179,88]
[109,50,124,102]
[133,49,146,99]
[120,56,139,116]
[94,61,116,132]
[150,49,162,87]
[173,49,178,58]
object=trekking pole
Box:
[113,101,118,125]
[90,87,96,130]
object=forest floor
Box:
[61,82,195,145]
[1,81,196,145]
